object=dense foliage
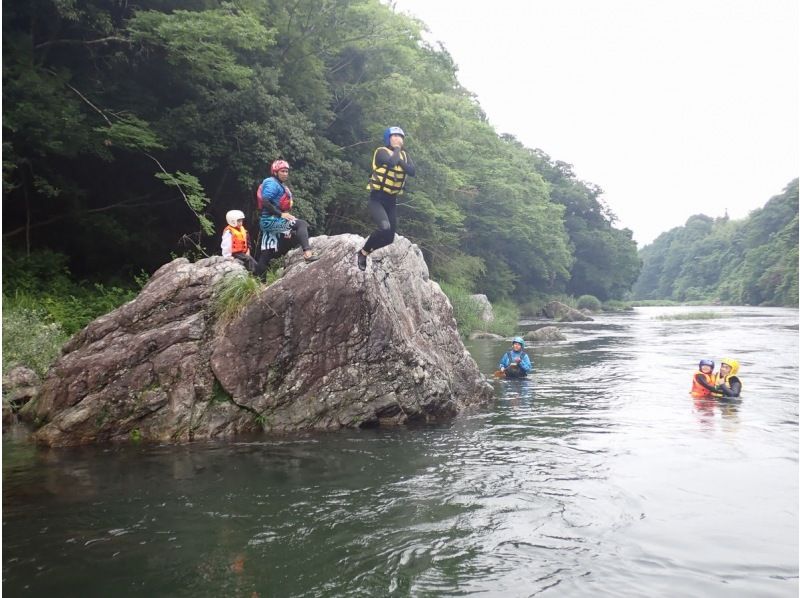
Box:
[3,0,639,304]
[632,179,798,306]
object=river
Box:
[3,306,798,597]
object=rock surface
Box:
[21,235,492,446]
[542,301,594,322]
[469,294,494,323]
[3,366,41,425]
[523,326,566,342]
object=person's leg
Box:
[363,194,393,253]
[233,253,257,273]
[292,219,311,252]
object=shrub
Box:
[487,301,519,337]
[2,306,68,377]
[439,282,482,337]
[576,294,602,311]
[602,299,633,312]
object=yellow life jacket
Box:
[366,147,408,195]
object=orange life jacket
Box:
[224,225,249,254]
[690,371,717,397]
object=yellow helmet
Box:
[719,357,740,376]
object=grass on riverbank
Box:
[655,311,726,321]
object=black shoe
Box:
[357,251,367,271]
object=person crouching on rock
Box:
[221,210,258,273]
[256,159,320,275]
[498,336,532,378]
[356,126,416,271]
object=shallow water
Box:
[3,306,798,597]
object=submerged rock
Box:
[22,235,492,446]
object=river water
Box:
[3,306,798,597]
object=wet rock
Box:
[468,331,504,340]
[541,301,593,322]
[3,366,41,424]
[22,235,493,446]
[523,326,566,342]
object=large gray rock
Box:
[469,294,494,323]
[542,301,594,322]
[523,326,566,342]
[22,235,492,446]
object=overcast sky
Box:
[392,0,799,246]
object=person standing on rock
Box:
[256,159,320,275]
[221,210,258,273]
[356,126,416,271]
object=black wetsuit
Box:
[363,148,416,253]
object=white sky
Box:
[392,0,799,246]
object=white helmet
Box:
[226,210,245,226]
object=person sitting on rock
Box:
[713,357,743,398]
[256,159,320,275]
[498,336,532,378]
[221,210,258,273]
[690,359,717,398]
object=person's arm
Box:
[399,151,415,176]
[221,230,233,257]
[520,353,532,374]
[260,179,284,217]
[694,373,717,392]
[498,352,509,370]
[716,377,742,397]
[375,147,416,176]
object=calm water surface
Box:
[3,306,798,597]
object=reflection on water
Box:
[4,307,798,597]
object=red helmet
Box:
[271,159,290,175]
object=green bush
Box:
[3,250,137,334]
[487,301,519,337]
[439,282,482,337]
[2,306,68,377]
[602,299,633,312]
[576,294,602,311]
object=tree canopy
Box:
[632,179,798,306]
[3,0,639,301]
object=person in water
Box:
[220,210,258,273]
[356,126,416,271]
[256,159,319,275]
[498,336,532,378]
[690,359,717,397]
[713,357,742,398]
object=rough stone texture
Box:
[469,294,494,323]
[542,301,594,322]
[468,332,504,340]
[3,366,41,425]
[21,235,492,446]
[523,326,566,342]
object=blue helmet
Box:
[512,336,525,348]
[699,359,714,370]
[383,126,405,146]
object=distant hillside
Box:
[632,179,798,306]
